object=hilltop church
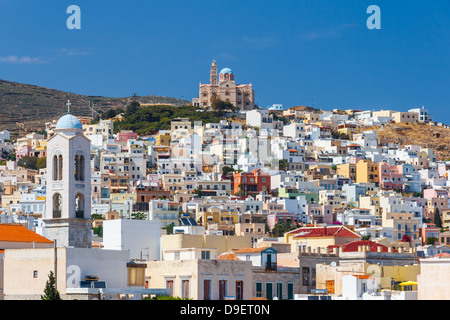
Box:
[192,60,255,111]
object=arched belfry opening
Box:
[75,193,85,218]
[74,154,85,181]
[53,193,62,218]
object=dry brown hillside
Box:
[362,122,450,160]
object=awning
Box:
[399,281,417,286]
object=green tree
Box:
[434,208,443,228]
[36,157,47,170]
[426,237,438,245]
[17,156,38,170]
[93,225,103,237]
[194,187,203,197]
[163,223,175,235]
[91,213,104,220]
[41,271,61,300]
[126,100,140,115]
[211,96,237,116]
[102,108,117,119]
[222,166,234,176]
[131,212,147,220]
[278,159,288,172]
[270,220,298,237]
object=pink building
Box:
[379,161,403,191]
[420,223,441,246]
[424,189,448,201]
[116,130,138,142]
[15,145,33,160]
[305,204,334,225]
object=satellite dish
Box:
[330,261,337,267]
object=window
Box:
[265,283,273,300]
[201,250,210,260]
[255,282,263,298]
[182,280,190,299]
[166,280,174,296]
[219,280,227,300]
[276,283,283,300]
[75,193,85,218]
[302,267,310,286]
[53,193,62,218]
[203,280,211,300]
[236,280,244,300]
[33,270,38,278]
[287,283,294,300]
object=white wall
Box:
[66,247,130,289]
[102,219,161,261]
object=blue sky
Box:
[1,0,449,122]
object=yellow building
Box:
[161,174,185,192]
[109,192,137,204]
[356,159,379,184]
[382,211,421,249]
[196,207,240,226]
[284,226,361,252]
[337,124,361,140]
[155,131,171,146]
[337,163,356,181]
[359,195,381,216]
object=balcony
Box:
[265,262,277,271]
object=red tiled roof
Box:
[288,226,360,239]
[433,253,450,258]
[0,224,53,244]
[217,252,240,261]
[328,240,389,253]
[233,247,269,254]
[353,274,374,279]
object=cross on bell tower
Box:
[66,100,72,114]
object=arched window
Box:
[74,155,80,180]
[53,155,58,181]
[225,90,230,96]
[80,155,85,181]
[75,193,85,218]
[53,193,62,218]
[75,154,86,181]
[58,155,63,180]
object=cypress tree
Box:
[434,208,442,228]
[41,271,61,300]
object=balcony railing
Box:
[265,262,277,271]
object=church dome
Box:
[220,68,233,75]
[55,114,83,130]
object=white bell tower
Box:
[43,101,92,248]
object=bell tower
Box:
[42,102,92,248]
[210,60,218,86]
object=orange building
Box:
[233,169,271,196]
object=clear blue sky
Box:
[1,0,449,122]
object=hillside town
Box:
[0,63,449,301]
